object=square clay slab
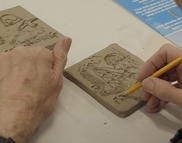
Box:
[0,6,64,52]
[64,43,145,117]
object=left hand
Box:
[0,37,71,143]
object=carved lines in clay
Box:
[78,51,140,104]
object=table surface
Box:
[1,0,182,143]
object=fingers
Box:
[142,77,182,107]
[138,44,182,81]
[142,89,151,101]
[52,37,72,78]
[145,96,167,113]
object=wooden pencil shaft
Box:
[126,82,142,95]
[126,55,182,95]
[151,55,182,77]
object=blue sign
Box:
[114,0,182,36]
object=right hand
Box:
[138,44,182,113]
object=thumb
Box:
[52,37,72,77]
[142,77,182,106]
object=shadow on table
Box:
[140,103,182,132]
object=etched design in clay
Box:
[78,51,140,104]
[0,6,64,52]
[64,44,145,117]
[0,14,22,27]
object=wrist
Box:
[0,120,38,143]
[0,108,38,143]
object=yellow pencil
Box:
[123,55,182,96]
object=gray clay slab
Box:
[64,44,145,117]
[0,6,64,52]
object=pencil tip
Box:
[122,91,129,96]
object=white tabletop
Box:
[0,0,182,143]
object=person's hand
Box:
[0,37,72,143]
[138,44,182,113]
[175,0,182,10]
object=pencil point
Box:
[122,91,129,96]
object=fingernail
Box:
[142,77,155,92]
[59,37,68,45]
[60,37,66,45]
[63,37,70,43]
[63,37,71,48]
